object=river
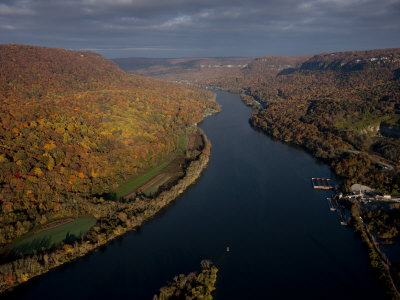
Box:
[4,91,384,299]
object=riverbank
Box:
[239,92,400,299]
[0,130,213,295]
[350,202,400,299]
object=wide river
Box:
[5,91,384,299]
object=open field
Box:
[12,218,96,255]
[334,114,391,131]
[115,161,171,198]
[143,174,172,196]
[179,135,187,152]
[34,218,74,234]
[124,156,187,199]
[117,133,204,199]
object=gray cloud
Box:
[0,0,399,57]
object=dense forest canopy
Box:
[0,44,218,247]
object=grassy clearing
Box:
[143,174,172,196]
[178,135,187,152]
[335,114,399,131]
[12,218,96,255]
[115,161,171,198]
[334,115,381,130]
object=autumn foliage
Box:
[0,44,218,247]
[204,49,400,193]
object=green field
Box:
[115,161,171,198]
[178,135,187,152]
[334,114,398,131]
[143,174,172,196]
[12,218,96,255]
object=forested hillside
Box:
[201,55,312,91]
[236,49,400,193]
[168,49,399,194]
[0,45,218,247]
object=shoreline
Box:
[0,130,213,295]
[236,90,400,299]
[350,202,400,299]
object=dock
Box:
[337,207,348,226]
[327,197,337,211]
[326,194,348,226]
[311,178,333,190]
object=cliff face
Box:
[299,48,400,72]
[246,55,311,72]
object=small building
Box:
[350,184,374,193]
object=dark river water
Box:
[5,91,384,299]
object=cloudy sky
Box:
[0,0,399,58]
